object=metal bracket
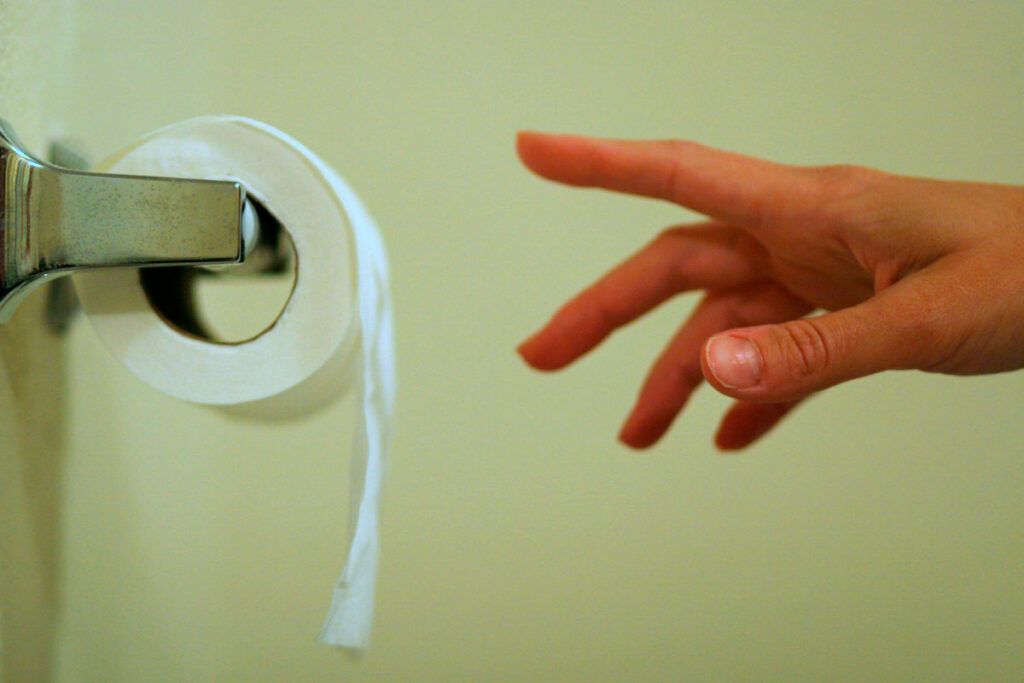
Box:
[45,138,90,333]
[0,120,293,333]
[0,119,245,327]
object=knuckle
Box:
[659,140,705,199]
[816,163,874,191]
[672,360,706,392]
[664,138,699,155]
[813,163,888,227]
[653,225,686,245]
[651,226,697,291]
[589,293,627,329]
[770,319,833,379]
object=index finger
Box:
[516,132,819,227]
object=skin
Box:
[515,132,1024,451]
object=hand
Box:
[515,132,1024,451]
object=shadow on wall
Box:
[0,292,69,682]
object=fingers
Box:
[516,132,820,226]
[619,285,811,449]
[701,275,946,403]
[518,223,767,371]
[714,400,803,451]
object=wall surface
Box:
[2,2,1023,681]
[0,2,74,681]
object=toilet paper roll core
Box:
[139,198,298,345]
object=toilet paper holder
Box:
[0,119,286,329]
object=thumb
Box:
[700,285,939,402]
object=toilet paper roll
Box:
[73,116,395,650]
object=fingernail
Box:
[706,335,763,389]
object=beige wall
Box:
[2,2,1023,681]
[0,3,74,681]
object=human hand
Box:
[515,133,1024,450]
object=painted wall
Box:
[0,2,74,680]
[2,2,1023,681]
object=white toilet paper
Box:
[72,116,395,650]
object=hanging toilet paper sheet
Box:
[72,116,395,650]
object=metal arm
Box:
[0,120,245,323]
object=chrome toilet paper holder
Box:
[0,119,288,329]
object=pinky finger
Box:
[714,400,804,452]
